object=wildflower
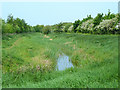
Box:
[36,65,40,70]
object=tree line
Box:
[72,10,120,34]
[1,10,120,35]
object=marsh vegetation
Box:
[2,32,118,88]
[1,10,119,88]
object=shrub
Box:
[61,26,65,32]
[73,20,80,33]
[64,24,72,32]
[73,15,93,33]
[33,25,44,32]
[14,25,21,33]
[2,23,14,33]
[103,9,116,20]
[42,25,51,34]
[94,17,118,34]
[54,23,63,33]
[68,25,73,32]
[80,19,94,33]
[93,13,103,27]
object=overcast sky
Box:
[1,2,118,26]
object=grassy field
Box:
[2,32,118,88]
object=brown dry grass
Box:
[44,35,50,38]
[32,55,52,70]
[49,39,53,40]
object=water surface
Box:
[56,53,74,71]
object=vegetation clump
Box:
[1,9,119,88]
[2,33,118,88]
[1,10,119,35]
[42,25,51,34]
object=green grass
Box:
[2,32,118,88]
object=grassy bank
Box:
[2,32,118,88]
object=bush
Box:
[2,23,14,33]
[42,25,51,34]
[103,9,116,20]
[73,15,93,33]
[64,24,72,32]
[73,20,80,33]
[53,23,63,33]
[33,25,44,32]
[94,17,118,34]
[68,25,73,32]
[93,13,103,27]
[14,25,21,33]
[80,19,94,33]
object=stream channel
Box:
[56,53,74,71]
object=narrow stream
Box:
[56,53,74,71]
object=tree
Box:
[7,14,14,24]
[42,25,51,34]
[64,24,72,32]
[103,9,115,20]
[3,23,13,33]
[73,19,80,33]
[54,22,63,33]
[30,26,35,32]
[81,15,93,23]
[57,22,63,30]
[93,13,103,27]
[14,25,21,33]
[14,18,29,33]
[33,25,44,32]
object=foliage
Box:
[42,25,51,34]
[93,13,103,27]
[73,15,93,33]
[2,23,13,33]
[94,17,119,34]
[1,11,120,35]
[7,14,14,24]
[79,19,94,33]
[2,14,41,34]
[64,23,72,32]
[54,22,63,33]
[103,9,115,20]
[73,19,80,33]
[13,25,21,33]
[33,25,44,32]
[81,15,93,23]
[68,25,73,32]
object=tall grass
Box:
[2,32,118,88]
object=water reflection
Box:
[56,53,74,71]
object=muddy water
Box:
[56,53,74,71]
